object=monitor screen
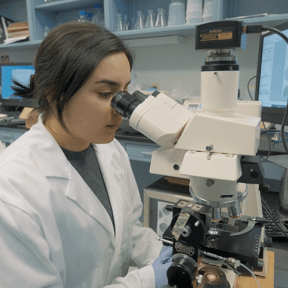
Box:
[0,63,37,107]
[255,21,288,125]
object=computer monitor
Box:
[255,21,288,125]
[0,63,38,107]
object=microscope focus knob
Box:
[167,253,197,288]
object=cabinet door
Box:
[29,0,105,41]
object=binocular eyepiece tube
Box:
[111,90,148,119]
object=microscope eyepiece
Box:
[111,90,148,119]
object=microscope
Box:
[111,21,271,288]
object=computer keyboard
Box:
[261,197,288,238]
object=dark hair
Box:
[12,22,133,131]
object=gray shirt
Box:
[61,144,115,231]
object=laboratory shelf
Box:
[0,13,287,50]
[232,13,288,26]
[0,0,288,50]
[0,40,42,50]
[115,14,288,41]
[114,25,198,40]
[34,0,102,13]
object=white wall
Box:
[0,33,261,100]
[129,33,261,101]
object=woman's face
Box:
[46,52,131,150]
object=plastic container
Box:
[168,0,186,26]
[186,0,203,25]
[78,11,88,23]
[92,4,104,27]
[186,0,203,12]
[203,0,213,22]
[87,13,93,23]
[186,11,203,18]
[186,17,202,25]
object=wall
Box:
[129,33,261,101]
[0,33,260,101]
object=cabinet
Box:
[0,0,288,50]
[118,139,158,162]
[0,126,27,146]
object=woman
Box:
[0,23,172,288]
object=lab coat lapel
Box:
[65,163,116,242]
[94,144,123,251]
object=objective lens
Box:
[111,90,147,119]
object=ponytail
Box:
[11,74,35,99]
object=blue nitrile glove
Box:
[152,246,173,288]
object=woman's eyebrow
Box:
[94,79,131,86]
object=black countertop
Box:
[115,130,156,144]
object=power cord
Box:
[247,75,257,101]
[239,263,261,288]
[262,204,288,240]
[261,122,272,160]
[272,204,288,213]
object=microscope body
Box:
[111,21,268,288]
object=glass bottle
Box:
[117,14,123,31]
[43,26,50,38]
[123,14,129,31]
[78,11,88,23]
[92,4,104,27]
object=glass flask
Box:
[134,11,144,29]
[155,8,167,27]
[145,10,155,28]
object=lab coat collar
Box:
[28,114,70,179]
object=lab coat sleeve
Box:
[116,140,162,267]
[0,199,63,288]
[106,140,163,288]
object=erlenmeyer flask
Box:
[145,10,155,28]
[155,8,166,27]
[134,11,144,29]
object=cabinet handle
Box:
[2,134,12,138]
[141,151,153,157]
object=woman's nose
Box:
[112,107,119,115]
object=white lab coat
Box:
[0,115,162,288]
